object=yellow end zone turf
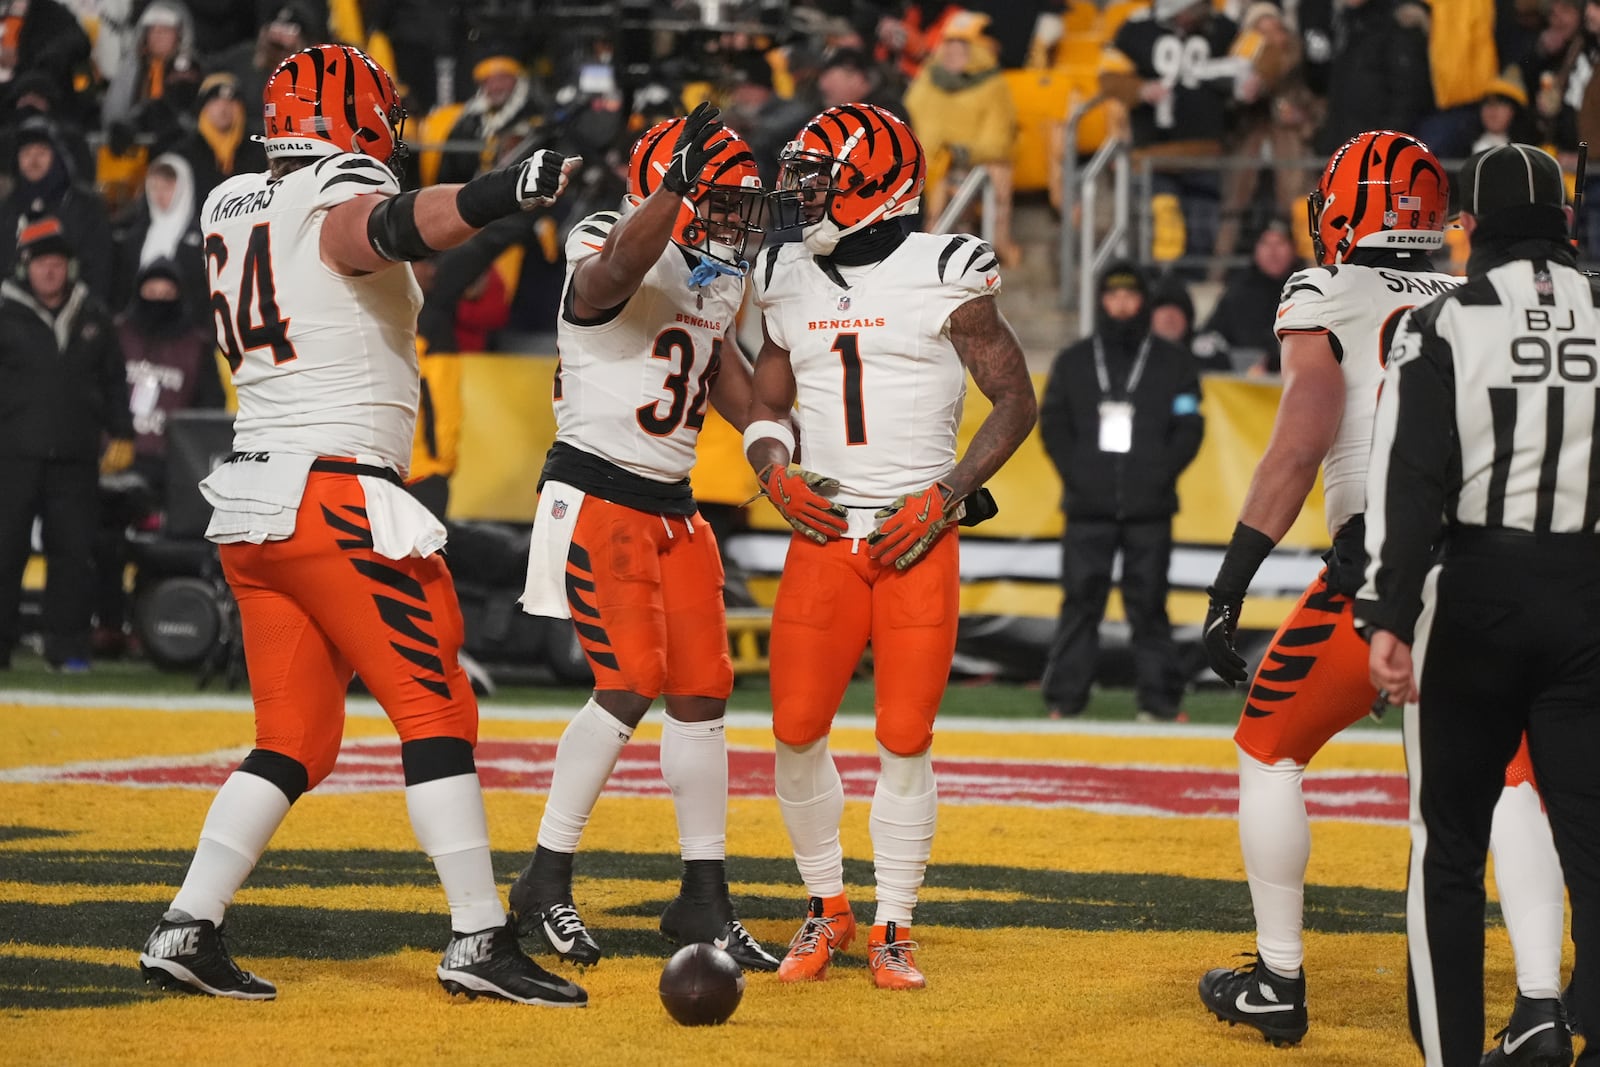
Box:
[0,701,1526,1066]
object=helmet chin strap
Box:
[687,251,747,289]
[802,178,922,255]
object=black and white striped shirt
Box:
[1355,252,1600,640]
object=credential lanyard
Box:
[1093,336,1152,400]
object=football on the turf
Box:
[659,943,745,1026]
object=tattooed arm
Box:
[947,295,1038,502]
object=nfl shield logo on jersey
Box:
[837,295,851,311]
[552,499,568,519]
[1535,269,1555,300]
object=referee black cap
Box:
[1457,143,1566,219]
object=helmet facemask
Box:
[770,140,918,256]
[687,179,766,267]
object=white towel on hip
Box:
[520,480,585,619]
[359,475,448,560]
[200,452,316,544]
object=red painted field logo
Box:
[0,739,1410,823]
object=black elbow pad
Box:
[367,189,437,262]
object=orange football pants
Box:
[564,497,733,700]
[1235,570,1534,784]
[220,470,477,789]
[769,529,960,756]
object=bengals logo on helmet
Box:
[628,118,765,266]
[1309,130,1448,264]
[263,45,407,167]
[771,103,925,255]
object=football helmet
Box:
[771,103,925,256]
[1309,130,1448,264]
[628,117,765,266]
[263,44,407,168]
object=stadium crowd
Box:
[0,0,1591,675]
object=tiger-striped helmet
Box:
[263,44,407,167]
[1309,130,1448,264]
[628,116,765,265]
[772,103,925,255]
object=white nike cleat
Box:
[1198,953,1308,1047]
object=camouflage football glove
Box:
[867,482,957,570]
[758,463,849,543]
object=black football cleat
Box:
[1199,953,1308,1047]
[437,922,588,1006]
[1481,994,1573,1066]
[660,893,780,973]
[511,897,603,967]
[138,911,276,1000]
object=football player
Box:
[137,44,587,1006]
[745,103,1037,990]
[508,103,779,972]
[1197,131,1569,1059]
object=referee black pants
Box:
[1407,532,1600,1066]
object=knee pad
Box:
[877,743,934,795]
[400,735,476,786]
[238,748,310,802]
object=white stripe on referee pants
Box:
[1405,563,1445,1067]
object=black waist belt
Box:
[227,452,405,488]
[539,440,696,517]
[1444,525,1600,558]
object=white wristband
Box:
[743,419,795,460]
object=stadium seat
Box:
[1003,69,1076,192]
[416,102,464,187]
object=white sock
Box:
[1237,749,1310,978]
[870,745,937,927]
[775,738,846,897]
[536,698,633,853]
[406,772,506,934]
[1492,782,1566,999]
[170,770,292,924]
[660,714,728,861]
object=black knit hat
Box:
[1457,143,1566,219]
[1098,258,1148,297]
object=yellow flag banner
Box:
[451,355,1329,627]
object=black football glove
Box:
[1202,586,1249,687]
[662,102,723,195]
[512,149,580,209]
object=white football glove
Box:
[515,150,582,209]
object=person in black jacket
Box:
[1038,261,1205,720]
[0,218,134,670]
[1195,219,1303,373]
[0,116,113,302]
[1314,0,1435,154]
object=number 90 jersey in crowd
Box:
[200,153,423,470]
[553,211,745,484]
[753,231,1000,507]
[1274,261,1459,538]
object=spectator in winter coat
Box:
[0,116,112,301]
[723,51,816,190]
[0,219,133,670]
[904,12,1019,263]
[205,2,322,137]
[172,72,265,204]
[436,56,546,186]
[1038,261,1205,722]
[110,154,206,325]
[0,0,90,120]
[101,0,201,154]
[0,70,92,179]
[1314,0,1435,154]
[1196,220,1302,373]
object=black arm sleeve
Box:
[1354,308,1457,642]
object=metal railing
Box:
[931,164,997,242]
[1059,94,1130,336]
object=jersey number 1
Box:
[833,333,867,445]
[206,223,296,372]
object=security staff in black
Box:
[1039,261,1205,719]
[1356,143,1598,1067]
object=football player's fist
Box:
[516,150,581,208]
[759,463,849,543]
[867,482,955,571]
[663,102,723,196]
[1201,586,1248,686]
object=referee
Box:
[1357,143,1600,1067]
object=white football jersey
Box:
[553,210,746,483]
[753,232,999,507]
[202,153,423,470]
[1275,260,1460,535]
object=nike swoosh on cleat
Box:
[544,921,575,955]
[1502,1021,1558,1054]
[1234,990,1297,1014]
